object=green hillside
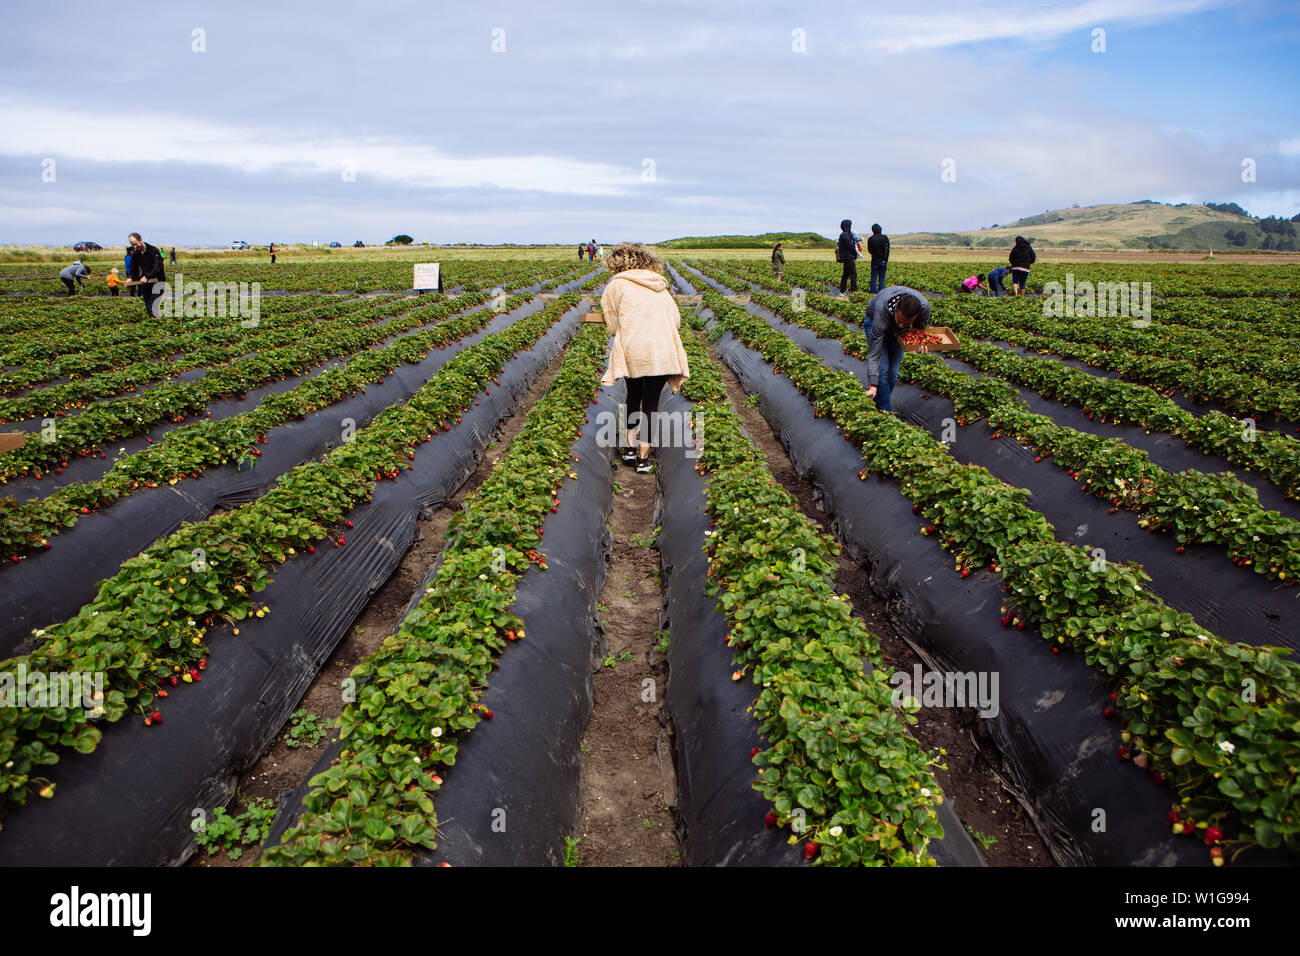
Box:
[893,201,1299,251]
[654,231,834,250]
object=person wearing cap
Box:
[59,260,92,295]
[863,285,932,413]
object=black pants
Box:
[840,261,858,292]
[110,286,119,296]
[140,283,163,317]
[625,374,668,446]
[61,278,78,295]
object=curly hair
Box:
[605,243,663,274]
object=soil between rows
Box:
[189,344,570,867]
[709,343,1053,867]
[575,452,681,866]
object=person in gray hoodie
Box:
[59,260,92,295]
[836,218,858,294]
[863,285,932,413]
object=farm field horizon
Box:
[2,0,1298,936]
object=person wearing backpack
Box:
[1009,236,1036,296]
[835,218,858,294]
[771,241,786,282]
[866,223,890,292]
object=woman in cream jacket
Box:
[599,244,690,472]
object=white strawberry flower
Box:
[920,788,931,798]
[829,826,843,837]
[431,727,443,738]
[1219,740,1235,754]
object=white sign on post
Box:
[413,263,441,292]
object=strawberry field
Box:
[0,253,1296,868]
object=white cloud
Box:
[0,97,640,196]
[858,0,1235,54]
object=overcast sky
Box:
[1,0,1297,245]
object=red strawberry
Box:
[345,520,353,528]
[481,707,494,720]
[764,810,778,829]
[1204,826,1223,845]
[158,690,168,698]
[10,556,18,564]
[1016,620,1026,631]
[1051,646,1059,654]
[960,569,970,579]
[1174,546,1184,554]
[749,747,760,759]
[170,677,178,686]
[1108,691,1117,702]
[505,630,516,641]
[149,710,162,723]
[911,505,920,514]
[804,842,819,860]
[198,659,207,669]
[308,545,316,553]
[1210,846,1224,866]
[1117,746,1129,760]
[81,507,90,514]
[189,669,201,682]
[1000,615,1011,627]
[1103,707,1113,717]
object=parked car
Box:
[353,240,365,248]
[73,241,102,252]
[328,241,342,248]
[231,240,250,250]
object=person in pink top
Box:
[958,273,988,294]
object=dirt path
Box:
[190,346,570,867]
[710,345,1053,867]
[575,457,680,866]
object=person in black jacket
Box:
[836,218,858,294]
[1009,236,1036,296]
[125,232,167,317]
[863,285,931,413]
[866,223,890,293]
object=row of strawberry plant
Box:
[740,285,1300,586]
[0,294,396,394]
[0,294,582,818]
[0,293,340,366]
[0,295,417,420]
[678,324,946,866]
[798,288,1300,499]
[700,289,1300,857]
[0,287,539,484]
[259,322,608,865]
[937,297,1300,401]
[0,290,538,559]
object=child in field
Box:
[106,268,122,296]
[958,273,988,294]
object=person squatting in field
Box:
[836,218,859,293]
[599,243,691,474]
[958,273,988,294]
[126,232,167,317]
[863,286,932,413]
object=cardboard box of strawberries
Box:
[901,326,960,352]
